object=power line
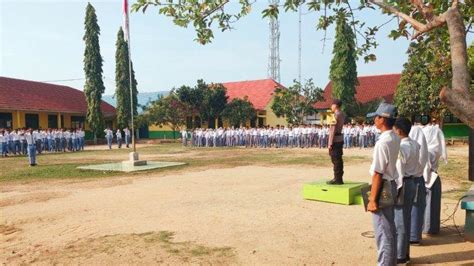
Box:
[40,78,85,83]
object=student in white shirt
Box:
[124,127,131,148]
[25,128,37,166]
[116,129,123,149]
[0,130,7,157]
[408,125,429,244]
[367,103,400,266]
[393,117,420,264]
[422,120,447,235]
[104,128,113,149]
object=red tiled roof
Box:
[0,77,116,117]
[315,73,401,109]
[221,79,284,110]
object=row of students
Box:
[342,123,380,148]
[181,125,381,149]
[366,103,446,265]
[103,127,131,149]
[0,128,85,158]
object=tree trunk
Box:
[440,7,474,128]
[470,128,474,181]
[93,132,97,145]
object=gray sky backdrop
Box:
[1,0,419,95]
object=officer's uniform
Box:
[394,136,420,262]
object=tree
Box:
[222,97,256,128]
[395,40,450,121]
[140,94,187,139]
[468,42,474,93]
[329,12,358,115]
[201,83,228,128]
[271,79,324,125]
[175,80,207,128]
[83,3,106,143]
[115,27,138,129]
[132,0,473,128]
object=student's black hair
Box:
[385,117,396,129]
[332,99,342,107]
[394,117,412,136]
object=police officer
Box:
[327,99,346,185]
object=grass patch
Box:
[438,153,471,200]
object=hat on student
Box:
[367,103,398,119]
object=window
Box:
[71,116,85,129]
[25,114,39,129]
[0,112,13,128]
[48,115,58,128]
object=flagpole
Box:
[126,0,136,153]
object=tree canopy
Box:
[83,3,105,141]
[115,27,139,129]
[271,79,323,125]
[222,97,256,128]
[329,12,358,115]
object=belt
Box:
[403,176,416,180]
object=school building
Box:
[146,78,288,138]
[313,73,469,138]
[0,77,116,138]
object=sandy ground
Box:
[1,150,473,265]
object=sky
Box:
[0,0,416,95]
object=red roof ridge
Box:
[356,73,401,78]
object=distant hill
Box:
[103,91,169,112]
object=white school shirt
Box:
[0,134,5,143]
[422,124,447,188]
[116,131,122,139]
[11,132,19,141]
[124,129,131,136]
[369,130,400,182]
[181,130,187,138]
[25,132,36,145]
[395,137,420,189]
[409,125,429,178]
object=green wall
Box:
[149,130,180,139]
[443,123,470,138]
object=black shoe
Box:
[410,241,420,245]
[327,179,344,185]
[397,258,408,264]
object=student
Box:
[0,130,7,157]
[116,129,122,148]
[124,127,131,148]
[25,128,37,166]
[393,117,419,264]
[408,124,429,244]
[366,103,400,266]
[104,128,113,149]
[422,119,447,235]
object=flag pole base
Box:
[122,152,147,166]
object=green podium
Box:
[303,181,369,205]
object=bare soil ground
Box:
[0,145,472,265]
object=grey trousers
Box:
[423,177,442,234]
[410,176,426,242]
[372,181,397,266]
[394,178,416,260]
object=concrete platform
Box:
[77,161,186,172]
[303,181,369,205]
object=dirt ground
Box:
[1,146,473,265]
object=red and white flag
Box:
[123,0,129,42]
